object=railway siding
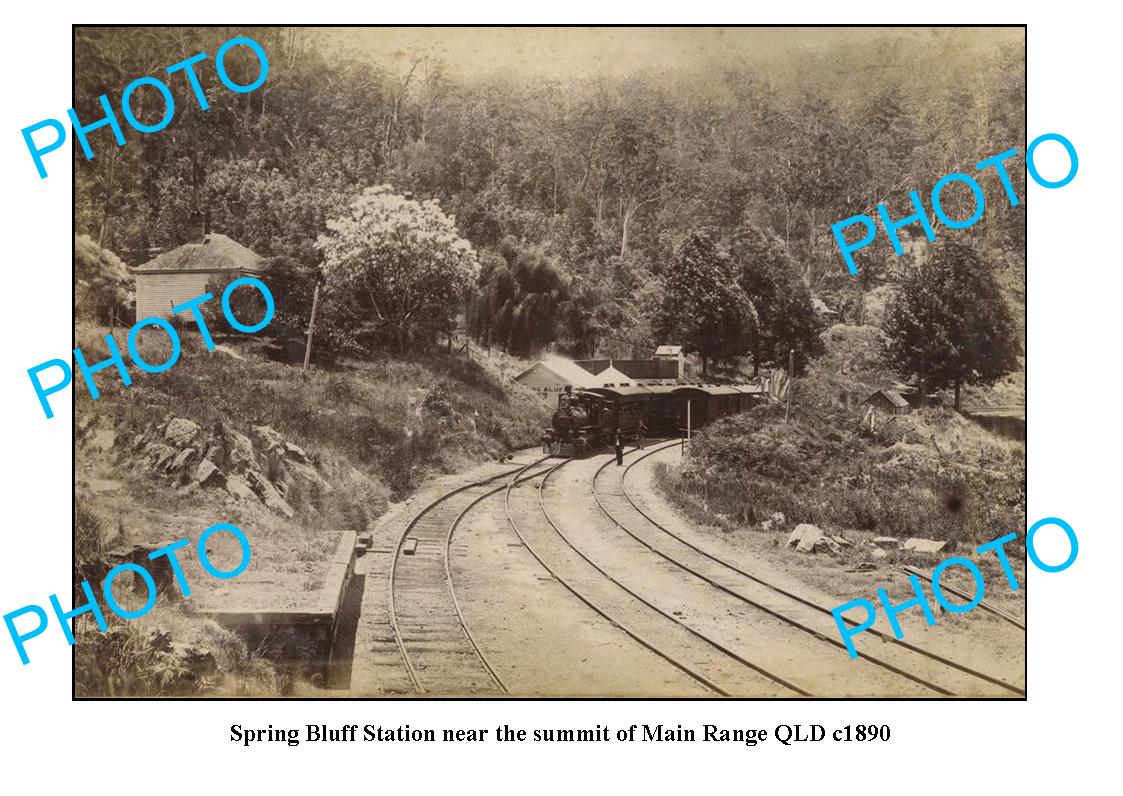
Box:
[560,452,934,697]
[624,444,1025,697]
[452,466,712,696]
[347,456,536,695]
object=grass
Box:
[77,323,548,499]
[74,321,551,694]
[655,325,1026,547]
[74,604,293,697]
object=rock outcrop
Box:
[110,416,320,519]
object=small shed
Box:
[865,389,911,416]
[132,233,265,322]
[653,344,685,380]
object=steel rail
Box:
[388,457,548,694]
[441,458,559,694]
[523,456,810,697]
[611,444,1026,697]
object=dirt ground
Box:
[340,441,1023,697]
[633,444,1026,693]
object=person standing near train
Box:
[637,419,647,450]
[614,429,624,466]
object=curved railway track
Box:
[591,441,1025,697]
[506,455,810,697]
[388,458,552,695]
[383,440,1022,697]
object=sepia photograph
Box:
[71,25,1026,698]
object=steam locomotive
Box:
[541,383,763,457]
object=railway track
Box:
[592,441,1025,697]
[506,455,809,696]
[388,458,553,695]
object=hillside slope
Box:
[74,323,549,694]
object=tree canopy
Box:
[315,185,479,352]
[72,27,1024,366]
[655,230,757,376]
[469,239,572,357]
[733,226,823,374]
[75,235,132,325]
[883,238,1020,408]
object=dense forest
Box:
[74,27,1025,372]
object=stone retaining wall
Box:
[196,531,358,685]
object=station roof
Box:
[594,365,632,386]
[673,384,743,396]
[584,386,652,399]
[514,358,595,387]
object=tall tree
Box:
[883,239,1019,409]
[75,235,133,325]
[469,238,572,357]
[733,226,823,374]
[655,230,757,376]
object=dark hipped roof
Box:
[134,234,264,274]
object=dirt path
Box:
[451,468,709,696]
[345,450,707,696]
[342,442,1023,697]
[626,444,1026,695]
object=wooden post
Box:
[686,399,692,440]
[303,283,321,373]
[785,348,794,424]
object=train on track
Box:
[542,382,765,456]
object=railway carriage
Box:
[672,385,736,429]
[542,379,765,457]
[641,384,680,434]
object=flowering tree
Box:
[316,185,479,352]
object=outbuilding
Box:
[132,232,265,322]
[514,358,596,400]
[865,388,911,416]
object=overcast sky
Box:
[323,26,1022,81]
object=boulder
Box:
[245,470,295,519]
[194,459,226,488]
[902,537,948,554]
[91,428,117,452]
[223,429,257,473]
[871,548,889,560]
[251,424,286,454]
[142,443,177,472]
[169,447,196,474]
[164,418,200,448]
[224,474,257,502]
[786,524,840,554]
[284,442,311,464]
[871,536,900,548]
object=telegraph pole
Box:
[303,282,321,373]
[785,348,794,424]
